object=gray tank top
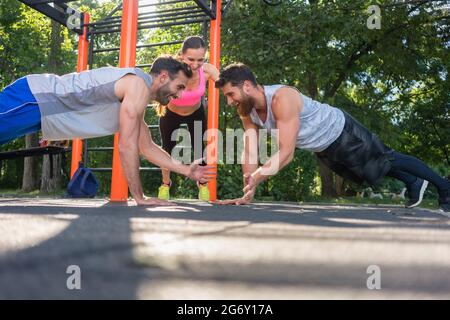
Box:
[249,85,345,152]
[26,67,152,140]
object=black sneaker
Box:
[439,189,450,213]
[405,178,429,208]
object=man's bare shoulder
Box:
[271,86,303,116]
[272,86,301,102]
[115,74,150,101]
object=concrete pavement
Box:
[0,197,449,299]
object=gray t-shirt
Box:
[27,67,152,140]
[249,85,345,152]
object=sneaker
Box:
[158,183,170,200]
[198,183,210,201]
[439,189,450,213]
[405,178,428,208]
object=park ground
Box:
[0,197,449,299]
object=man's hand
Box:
[187,159,217,184]
[135,196,171,206]
[216,197,252,205]
[243,173,257,193]
[215,173,257,206]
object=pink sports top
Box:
[170,66,206,107]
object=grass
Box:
[0,188,66,198]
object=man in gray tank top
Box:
[214,63,450,213]
[0,55,215,206]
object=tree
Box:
[40,20,65,193]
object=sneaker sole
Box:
[406,180,429,208]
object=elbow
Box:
[139,144,151,158]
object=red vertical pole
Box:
[207,0,222,201]
[71,13,90,178]
[110,0,138,202]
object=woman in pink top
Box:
[157,36,219,201]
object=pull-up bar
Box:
[18,0,84,34]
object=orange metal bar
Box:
[110,0,139,202]
[70,13,90,178]
[207,0,222,201]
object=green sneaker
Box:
[158,184,170,200]
[198,183,210,201]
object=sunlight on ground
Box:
[0,214,77,254]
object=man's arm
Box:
[138,120,188,176]
[216,116,260,205]
[117,77,149,204]
[242,88,301,198]
[138,119,215,183]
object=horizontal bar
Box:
[89,10,206,31]
[86,147,114,152]
[0,146,70,160]
[138,0,188,8]
[89,18,206,35]
[89,167,161,172]
[138,12,205,24]
[26,0,72,4]
[138,18,207,30]
[86,5,201,28]
[136,64,152,68]
[138,9,204,22]
[193,0,215,19]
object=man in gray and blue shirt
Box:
[0,55,215,205]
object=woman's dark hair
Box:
[150,54,193,79]
[215,63,257,88]
[181,36,206,53]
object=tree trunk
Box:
[22,133,39,192]
[40,154,63,193]
[40,20,64,193]
[318,159,336,198]
[334,174,345,197]
[306,72,337,198]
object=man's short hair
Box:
[150,55,193,79]
[215,63,257,88]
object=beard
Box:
[155,82,173,105]
[236,92,255,117]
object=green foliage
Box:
[269,150,318,201]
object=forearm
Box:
[141,141,189,177]
[242,163,259,177]
[119,145,144,202]
[251,149,294,185]
[241,137,259,178]
[241,154,259,177]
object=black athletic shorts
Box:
[315,111,394,185]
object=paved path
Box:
[0,198,449,299]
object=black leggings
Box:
[159,104,206,162]
[387,151,450,196]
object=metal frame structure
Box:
[18,0,232,201]
[18,0,84,34]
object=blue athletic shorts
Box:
[0,77,41,145]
